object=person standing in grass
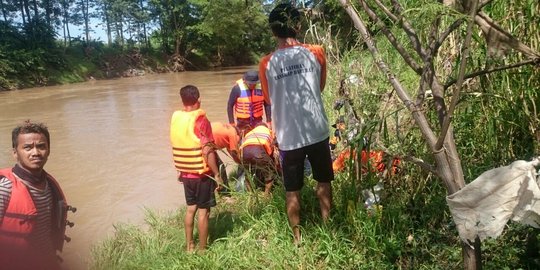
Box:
[259,3,334,244]
[170,85,223,252]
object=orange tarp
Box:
[332,148,400,175]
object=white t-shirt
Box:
[259,43,329,151]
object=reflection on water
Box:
[0,67,251,269]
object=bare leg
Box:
[197,207,211,251]
[316,182,332,222]
[263,180,273,197]
[184,205,197,252]
[286,191,301,244]
[244,178,253,192]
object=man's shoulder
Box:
[230,84,241,93]
[0,175,13,191]
[301,43,325,55]
[0,169,13,183]
[195,115,212,133]
[196,114,210,122]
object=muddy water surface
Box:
[0,68,251,269]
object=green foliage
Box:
[185,0,272,66]
[320,0,539,269]
[0,21,70,89]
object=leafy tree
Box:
[190,0,270,66]
[334,0,539,269]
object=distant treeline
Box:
[0,0,351,90]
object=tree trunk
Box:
[101,1,112,44]
[22,0,31,23]
[19,0,25,24]
[44,0,51,26]
[61,0,71,46]
[31,0,37,20]
[1,0,8,22]
[337,0,478,268]
[79,0,90,42]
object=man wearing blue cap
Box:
[227,70,272,134]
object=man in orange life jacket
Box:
[170,85,223,252]
[227,70,272,134]
[239,123,277,196]
[211,122,242,195]
[0,120,72,270]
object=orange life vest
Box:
[170,109,210,174]
[0,168,68,252]
[234,79,264,119]
[240,125,273,156]
[332,149,401,175]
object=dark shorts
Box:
[242,145,275,187]
[280,137,334,192]
[181,175,217,209]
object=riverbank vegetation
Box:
[0,1,274,90]
[57,0,538,269]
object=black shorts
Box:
[280,137,334,192]
[181,175,217,209]
[242,145,275,187]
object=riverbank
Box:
[0,41,245,91]
[89,168,540,269]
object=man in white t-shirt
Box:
[258,3,334,244]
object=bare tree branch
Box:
[377,143,438,175]
[359,0,422,73]
[402,155,438,175]
[444,58,540,89]
[478,0,494,10]
[435,18,465,52]
[372,0,427,59]
[436,0,479,151]
[476,11,540,58]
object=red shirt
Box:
[181,115,214,179]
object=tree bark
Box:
[1,0,8,22]
[338,0,474,268]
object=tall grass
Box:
[91,1,539,269]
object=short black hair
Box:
[269,3,301,38]
[179,85,200,106]
[12,120,50,149]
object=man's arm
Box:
[197,117,223,190]
[310,45,327,92]
[259,55,271,105]
[203,145,223,189]
[227,86,240,124]
[264,103,272,123]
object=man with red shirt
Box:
[170,85,223,252]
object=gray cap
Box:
[243,70,259,84]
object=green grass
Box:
[90,172,466,270]
[90,1,540,268]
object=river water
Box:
[0,68,250,269]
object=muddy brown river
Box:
[0,67,251,269]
